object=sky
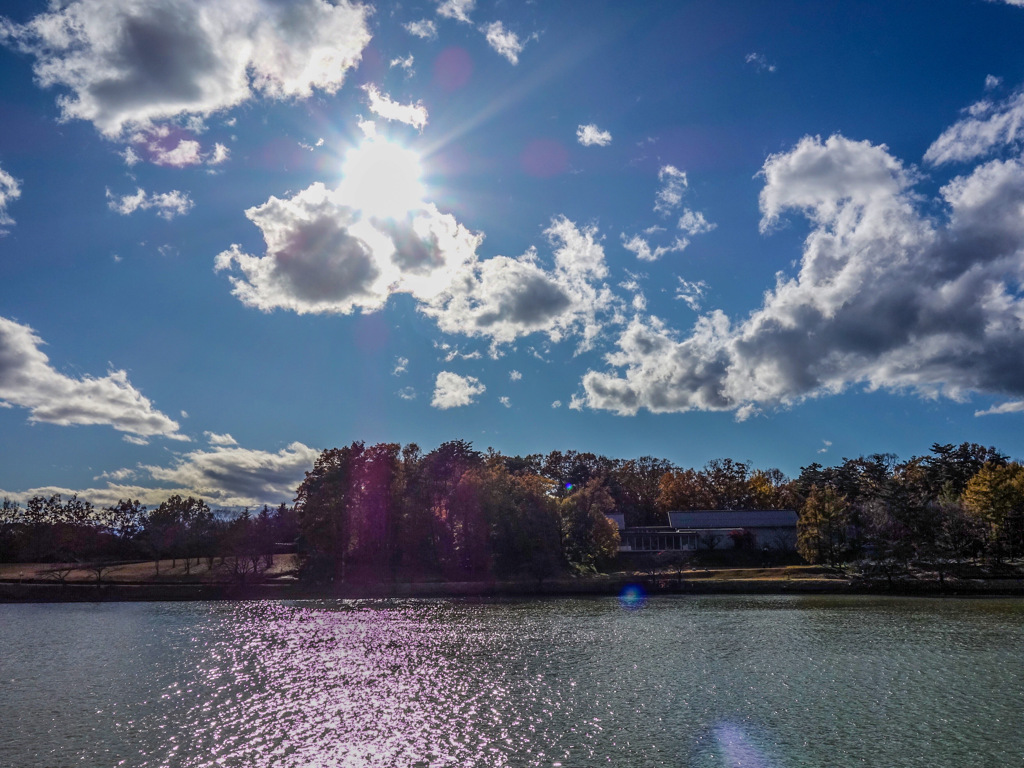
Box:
[3,0,1024,509]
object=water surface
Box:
[1,595,1021,767]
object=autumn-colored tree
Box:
[797,485,850,565]
[657,468,715,511]
[961,462,1024,558]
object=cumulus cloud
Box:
[654,165,688,214]
[215,182,482,315]
[398,386,416,400]
[405,19,438,39]
[483,22,525,64]
[423,216,618,353]
[578,133,1024,417]
[0,163,21,231]
[363,85,428,130]
[1,0,371,138]
[678,209,716,236]
[499,395,511,407]
[0,316,185,439]
[925,89,1024,165]
[4,439,320,508]
[106,187,193,220]
[217,177,618,352]
[209,142,230,165]
[621,233,689,262]
[577,124,612,147]
[393,356,409,375]
[140,441,320,506]
[509,369,522,381]
[431,371,485,409]
[154,139,201,167]
[437,0,474,24]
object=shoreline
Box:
[3,573,1023,603]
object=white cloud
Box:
[578,133,1024,417]
[678,209,716,236]
[154,139,202,167]
[405,19,438,39]
[215,182,482,315]
[551,400,562,408]
[509,369,522,381]
[120,147,141,166]
[675,278,709,311]
[437,0,474,24]
[140,441,319,506]
[363,85,428,130]
[621,233,689,262]
[745,52,776,73]
[925,89,1024,165]
[577,124,612,147]
[431,371,485,409]
[483,22,524,64]
[499,395,511,407]
[975,400,1024,416]
[817,440,833,454]
[0,164,21,231]
[209,142,230,165]
[5,439,321,508]
[1,0,371,139]
[393,356,409,375]
[654,165,688,215]
[106,187,193,220]
[398,386,417,400]
[0,316,185,439]
[390,54,415,76]
[204,431,238,446]
[423,216,618,354]
[986,74,1003,91]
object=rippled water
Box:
[1,595,1022,767]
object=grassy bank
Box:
[2,560,1022,601]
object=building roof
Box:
[667,510,798,529]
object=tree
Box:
[797,485,850,565]
[142,495,211,574]
[961,462,1024,559]
[295,444,363,583]
[560,478,619,571]
[611,456,674,526]
[657,468,715,511]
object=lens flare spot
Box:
[618,583,646,610]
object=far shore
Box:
[2,557,1023,602]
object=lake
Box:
[1,595,1021,767]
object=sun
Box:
[341,138,424,219]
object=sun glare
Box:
[341,138,424,219]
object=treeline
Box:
[0,493,296,579]
[290,443,799,582]
[2,440,1022,583]
[794,443,1024,572]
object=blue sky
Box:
[3,0,1024,508]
